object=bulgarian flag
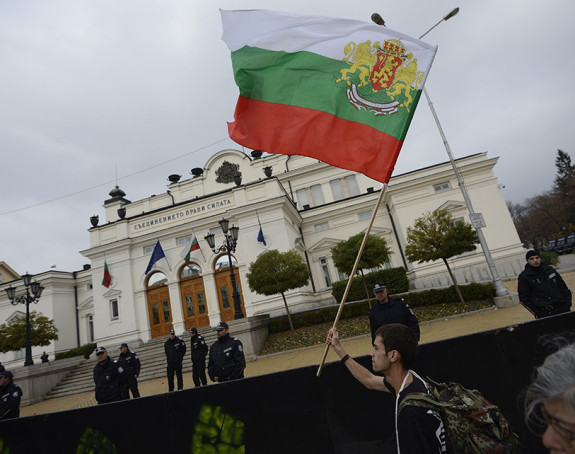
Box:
[180,235,203,264]
[221,10,437,183]
[102,260,111,288]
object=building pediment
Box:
[103,288,122,299]
[437,200,467,212]
[307,238,342,253]
[78,296,94,310]
[7,311,25,322]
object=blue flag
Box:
[145,240,167,274]
[257,212,267,246]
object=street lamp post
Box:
[205,219,244,320]
[371,8,510,298]
[5,273,44,366]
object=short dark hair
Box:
[375,323,418,369]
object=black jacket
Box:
[117,350,141,379]
[164,336,186,363]
[208,333,246,382]
[93,357,122,404]
[518,263,572,311]
[369,296,420,343]
[0,381,23,419]
[190,334,208,362]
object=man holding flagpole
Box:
[221,9,437,376]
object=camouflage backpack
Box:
[398,375,521,453]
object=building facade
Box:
[0,149,525,366]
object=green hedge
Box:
[268,281,495,333]
[540,251,559,266]
[331,266,409,303]
[55,343,97,360]
[400,282,495,308]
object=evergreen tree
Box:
[405,209,478,304]
[0,311,59,353]
[246,249,310,331]
[331,233,392,307]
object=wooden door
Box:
[180,276,210,331]
[214,266,245,321]
[147,286,173,339]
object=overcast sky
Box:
[1,0,574,276]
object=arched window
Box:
[147,271,168,288]
[215,255,238,270]
[181,263,202,278]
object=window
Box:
[335,266,346,282]
[198,293,206,314]
[345,175,360,197]
[185,296,194,317]
[88,315,94,342]
[296,189,310,208]
[330,180,345,201]
[314,222,329,232]
[110,299,119,321]
[310,185,325,206]
[148,272,168,287]
[330,175,360,201]
[181,264,202,278]
[358,210,372,221]
[216,255,237,269]
[177,235,193,246]
[433,182,451,192]
[320,257,332,287]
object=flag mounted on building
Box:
[221,9,437,184]
[102,260,112,288]
[256,212,267,246]
[145,240,168,274]
[180,235,204,264]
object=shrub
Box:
[55,343,97,360]
[540,250,559,266]
[401,282,495,308]
[331,266,408,303]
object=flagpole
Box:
[316,185,387,377]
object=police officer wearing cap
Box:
[189,327,208,387]
[208,322,246,383]
[518,250,572,318]
[0,370,22,419]
[368,283,420,343]
[93,346,123,404]
[117,342,141,399]
[164,329,186,391]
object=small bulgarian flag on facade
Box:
[181,235,202,265]
[102,260,112,288]
[221,10,437,184]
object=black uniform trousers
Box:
[192,360,207,387]
[167,360,184,391]
[120,375,141,399]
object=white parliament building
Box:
[0,149,526,367]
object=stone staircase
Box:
[44,328,217,400]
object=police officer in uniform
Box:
[518,250,572,318]
[189,327,208,387]
[0,370,23,419]
[208,321,246,383]
[93,346,123,404]
[164,329,186,391]
[369,283,420,343]
[117,342,141,399]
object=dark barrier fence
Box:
[2,312,573,453]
